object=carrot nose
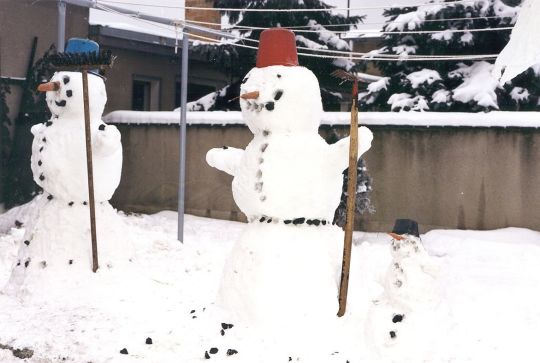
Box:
[240,91,259,100]
[388,232,405,241]
[37,81,60,92]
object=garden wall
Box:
[107,111,540,232]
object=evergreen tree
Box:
[191,0,365,111]
[4,45,55,208]
[359,0,538,112]
[0,80,11,207]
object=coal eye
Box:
[63,76,70,85]
[66,90,73,97]
[242,77,249,84]
[277,74,281,78]
[274,90,283,101]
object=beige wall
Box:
[110,124,540,233]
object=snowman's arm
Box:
[330,126,373,170]
[92,123,122,157]
[206,147,244,176]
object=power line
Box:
[98,0,479,12]
[94,2,500,62]
[186,15,515,32]
[181,18,514,36]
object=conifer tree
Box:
[359,0,537,112]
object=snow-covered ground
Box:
[1,202,540,362]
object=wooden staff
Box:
[337,78,359,317]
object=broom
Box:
[331,69,359,317]
[48,48,114,273]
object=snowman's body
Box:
[227,133,345,221]
[30,71,122,203]
[207,64,373,328]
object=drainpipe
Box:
[57,0,66,52]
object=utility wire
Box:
[187,15,516,32]
[98,0,479,12]
[95,2,500,62]
[182,18,514,35]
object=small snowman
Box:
[4,65,131,295]
[207,28,373,338]
[365,219,441,361]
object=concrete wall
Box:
[110,124,540,233]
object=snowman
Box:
[3,70,131,295]
[365,219,442,361]
[206,29,373,337]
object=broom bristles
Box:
[49,50,115,68]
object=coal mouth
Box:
[55,100,67,107]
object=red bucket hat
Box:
[256,28,299,68]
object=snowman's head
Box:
[239,65,323,135]
[38,71,107,120]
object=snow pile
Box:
[384,5,443,32]
[295,34,328,50]
[367,77,390,93]
[450,62,500,109]
[494,0,540,84]
[308,20,350,51]
[431,29,454,42]
[387,93,429,111]
[406,69,442,89]
[431,89,451,104]
[510,87,530,102]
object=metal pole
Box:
[177,32,189,242]
[57,0,66,52]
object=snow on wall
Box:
[104,110,540,128]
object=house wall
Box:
[109,122,540,233]
[0,0,89,120]
[96,47,229,113]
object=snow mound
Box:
[406,69,442,89]
[450,61,500,109]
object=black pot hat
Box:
[388,219,420,239]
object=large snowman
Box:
[4,70,131,295]
[207,29,373,335]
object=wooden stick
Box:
[337,80,359,317]
[82,69,99,273]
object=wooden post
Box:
[82,69,99,272]
[337,80,359,317]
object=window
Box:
[132,76,161,111]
